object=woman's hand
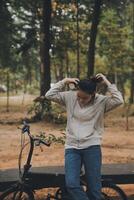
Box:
[63,78,79,85]
[95,73,111,86]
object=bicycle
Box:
[0,121,51,200]
[0,122,128,200]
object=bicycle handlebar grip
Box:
[21,121,30,134]
[22,124,30,133]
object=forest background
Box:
[0,1,134,199]
[0,0,133,107]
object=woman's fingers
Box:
[72,78,79,84]
[96,73,106,81]
[64,78,79,84]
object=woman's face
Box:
[77,90,95,107]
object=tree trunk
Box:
[130,3,134,103]
[22,51,32,85]
[6,72,9,112]
[40,0,51,96]
[59,59,64,80]
[118,75,125,100]
[76,0,80,78]
[87,0,102,77]
[33,0,52,121]
[129,70,134,103]
[65,50,70,77]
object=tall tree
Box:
[129,1,134,103]
[76,0,80,78]
[40,0,52,96]
[0,0,13,68]
[87,0,102,77]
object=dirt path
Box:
[0,121,133,198]
[0,95,133,199]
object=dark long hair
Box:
[77,77,101,94]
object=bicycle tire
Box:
[101,182,128,200]
[0,186,35,200]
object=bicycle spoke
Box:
[12,191,18,200]
[1,191,32,200]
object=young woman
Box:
[45,73,124,200]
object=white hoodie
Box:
[45,80,124,149]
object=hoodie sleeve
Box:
[104,84,124,113]
[45,80,69,106]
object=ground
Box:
[0,94,133,199]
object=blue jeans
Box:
[65,145,102,200]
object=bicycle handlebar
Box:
[19,121,51,147]
[34,138,51,147]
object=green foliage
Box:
[36,132,66,145]
[0,0,133,106]
[28,98,51,121]
[96,6,133,85]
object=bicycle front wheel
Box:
[0,187,35,200]
[101,182,127,200]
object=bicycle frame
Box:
[22,134,34,180]
[18,122,50,183]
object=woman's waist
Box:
[65,135,101,149]
[66,125,103,139]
